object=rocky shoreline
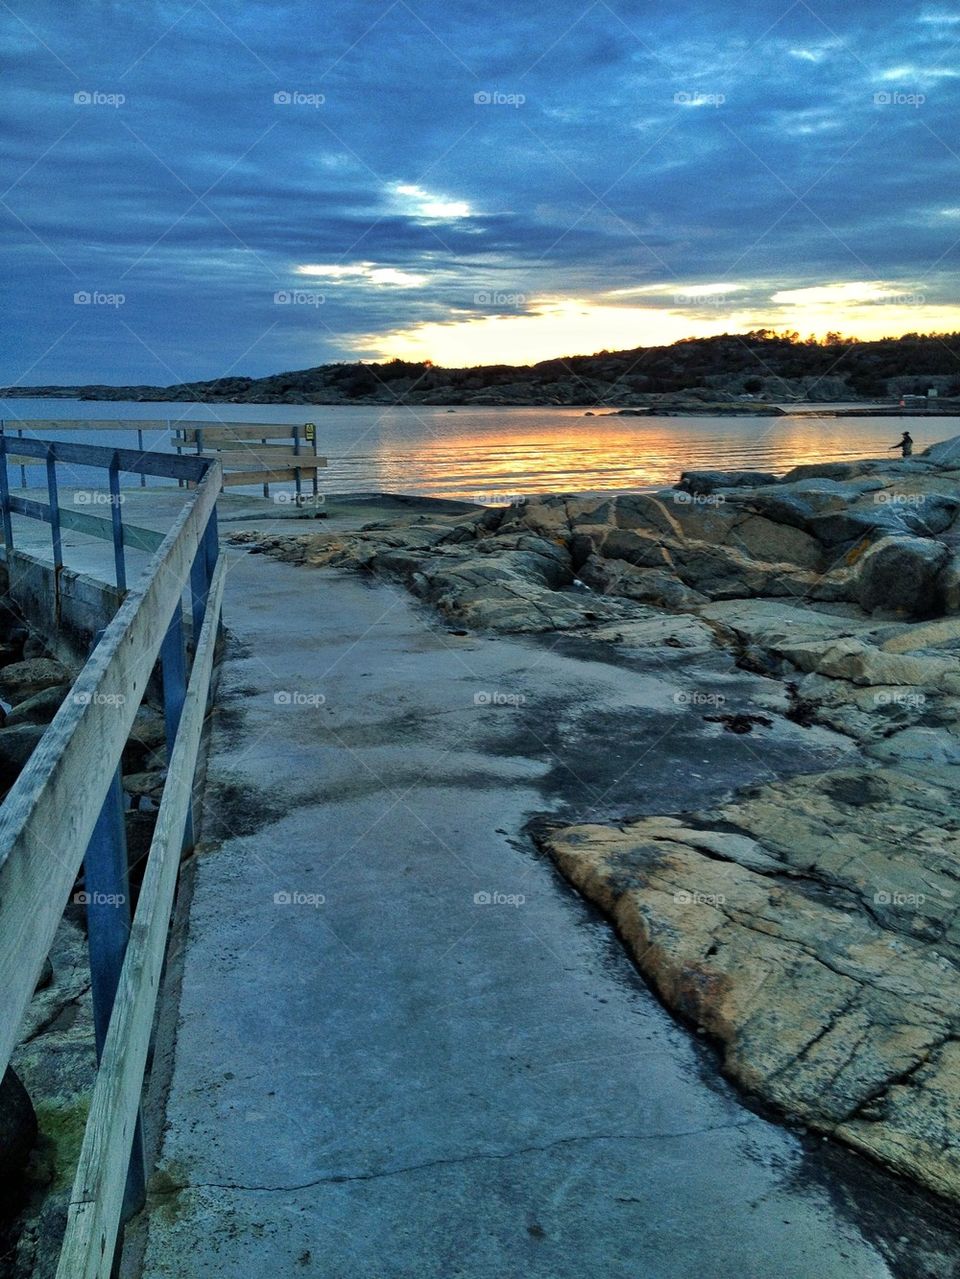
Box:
[231,434,960,1204]
[8,331,960,408]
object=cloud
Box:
[770,282,910,305]
[2,0,960,383]
[295,262,428,286]
[392,183,472,219]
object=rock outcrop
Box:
[536,763,960,1203]
[235,434,960,632]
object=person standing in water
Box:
[889,430,914,457]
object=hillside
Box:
[6,330,960,407]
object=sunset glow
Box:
[370,288,960,367]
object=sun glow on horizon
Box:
[360,285,960,366]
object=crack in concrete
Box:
[153,1119,762,1197]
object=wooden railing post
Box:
[189,537,209,641]
[44,446,63,571]
[292,424,302,503]
[204,506,219,579]
[203,509,221,658]
[0,431,13,550]
[307,422,320,499]
[108,451,126,592]
[83,768,146,1219]
[160,601,194,851]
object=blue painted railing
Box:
[0,431,215,591]
[0,437,225,1274]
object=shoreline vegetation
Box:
[6,330,960,413]
[230,432,960,1204]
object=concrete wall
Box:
[3,549,122,663]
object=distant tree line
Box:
[11,330,960,404]
[304,330,960,399]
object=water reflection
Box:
[355,409,943,499]
[0,399,947,501]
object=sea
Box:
[0,399,948,502]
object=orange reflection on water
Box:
[352,409,927,501]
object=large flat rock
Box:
[538,762,960,1202]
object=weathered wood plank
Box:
[7,495,165,553]
[6,420,292,433]
[0,461,222,1076]
[222,463,327,486]
[175,425,317,443]
[54,557,226,1279]
[2,437,207,482]
[197,448,319,467]
[3,420,179,432]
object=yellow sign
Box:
[304,422,316,442]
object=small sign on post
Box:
[304,422,316,442]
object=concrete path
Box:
[133,546,948,1278]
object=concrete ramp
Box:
[134,551,927,1278]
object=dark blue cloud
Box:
[1,0,958,382]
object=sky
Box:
[2,0,960,385]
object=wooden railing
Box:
[0,439,225,1278]
[173,421,326,495]
[0,418,328,494]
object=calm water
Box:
[0,399,950,500]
